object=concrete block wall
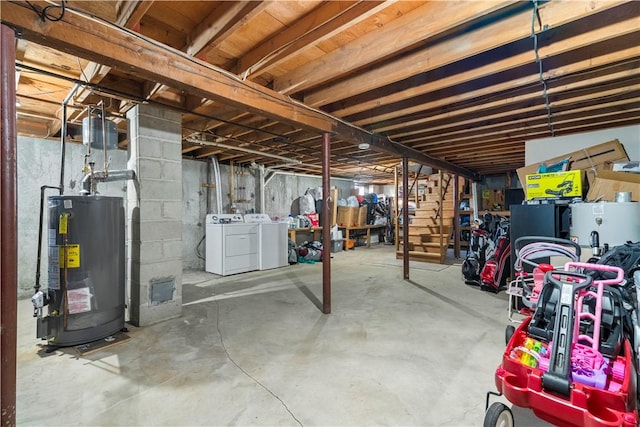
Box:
[264,173,354,220]
[127,104,182,326]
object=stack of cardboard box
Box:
[516,139,638,201]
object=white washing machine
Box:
[244,214,289,270]
[205,214,258,276]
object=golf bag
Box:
[462,227,493,285]
[480,219,511,292]
[461,212,503,285]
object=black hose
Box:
[195,235,206,261]
[35,185,61,293]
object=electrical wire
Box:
[76,56,90,83]
[530,0,555,137]
[25,0,66,22]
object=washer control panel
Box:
[206,214,245,224]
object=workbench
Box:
[339,224,386,248]
[288,227,322,244]
[288,224,386,248]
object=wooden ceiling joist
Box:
[338,24,639,124]
[235,1,387,79]
[1,1,478,180]
[273,0,520,94]
[302,0,632,107]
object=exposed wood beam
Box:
[14,38,28,89]
[187,1,268,58]
[384,60,640,140]
[402,95,640,147]
[303,0,632,106]
[426,114,640,165]
[418,109,640,156]
[406,96,640,153]
[393,78,640,146]
[274,0,519,94]
[236,0,387,79]
[117,0,155,28]
[1,1,480,180]
[139,2,269,110]
[66,0,153,126]
[16,118,51,138]
[330,25,639,120]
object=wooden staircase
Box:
[396,172,463,264]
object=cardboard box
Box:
[586,171,640,202]
[517,139,629,197]
[612,161,640,173]
[481,188,505,210]
[357,206,367,226]
[337,206,358,226]
[330,187,339,226]
[525,170,583,199]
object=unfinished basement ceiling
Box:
[6,0,640,184]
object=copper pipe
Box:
[322,132,331,314]
[1,23,18,427]
[402,157,409,280]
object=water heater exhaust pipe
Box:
[80,169,135,195]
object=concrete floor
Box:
[16,245,551,426]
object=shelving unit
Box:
[451,178,474,258]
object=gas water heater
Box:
[33,195,125,347]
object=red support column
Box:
[402,157,409,280]
[322,132,331,314]
[453,175,460,259]
[1,23,18,427]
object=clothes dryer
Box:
[205,214,258,276]
[243,214,288,270]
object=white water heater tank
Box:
[570,202,640,247]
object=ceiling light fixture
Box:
[358,143,370,150]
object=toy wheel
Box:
[505,325,515,345]
[483,402,514,427]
